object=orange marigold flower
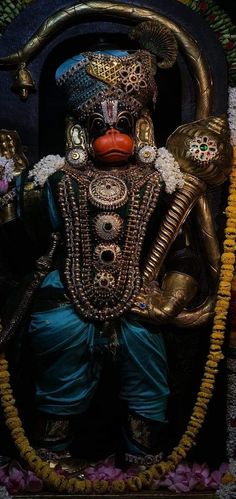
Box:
[6,416,22,430]
[139,470,153,487]
[221,473,236,484]
[221,253,235,264]
[112,480,126,492]
[92,479,109,493]
[167,453,180,465]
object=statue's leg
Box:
[119,318,169,465]
[27,270,101,454]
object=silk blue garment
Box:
[120,319,169,422]
[28,270,169,421]
[27,179,169,422]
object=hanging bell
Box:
[11,63,36,101]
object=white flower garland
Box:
[228,87,236,146]
[217,482,236,499]
[155,147,184,194]
[28,155,65,187]
[0,155,15,182]
[0,486,12,499]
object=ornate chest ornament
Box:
[94,213,123,241]
[88,175,128,209]
[58,166,161,321]
[93,243,122,272]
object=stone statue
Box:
[0,19,231,474]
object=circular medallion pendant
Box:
[93,243,122,272]
[94,271,115,294]
[94,213,123,241]
[88,175,128,209]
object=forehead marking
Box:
[101,100,118,125]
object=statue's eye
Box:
[118,117,127,127]
[93,118,105,129]
[89,116,107,139]
[116,115,133,134]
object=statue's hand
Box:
[131,282,169,325]
[130,273,198,326]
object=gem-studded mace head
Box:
[167,115,232,185]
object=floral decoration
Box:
[28,154,64,187]
[214,79,236,499]
[137,145,158,165]
[0,485,11,499]
[0,156,15,197]
[155,147,184,194]
[0,456,228,495]
[229,87,236,147]
[0,0,34,38]
[0,460,43,495]
[178,0,236,86]
[0,156,14,182]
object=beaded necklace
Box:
[58,164,160,321]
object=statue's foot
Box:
[124,451,163,468]
[37,448,88,478]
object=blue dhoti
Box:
[28,270,169,424]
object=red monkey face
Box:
[88,106,135,164]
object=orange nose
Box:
[92,128,134,164]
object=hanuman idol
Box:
[0,21,231,468]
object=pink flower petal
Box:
[25,471,43,492]
[169,482,191,493]
[192,463,202,474]
[150,479,160,490]
[4,476,25,494]
[219,463,228,475]
[0,468,7,483]
[189,477,199,489]
[210,470,221,482]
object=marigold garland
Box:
[0,150,235,493]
